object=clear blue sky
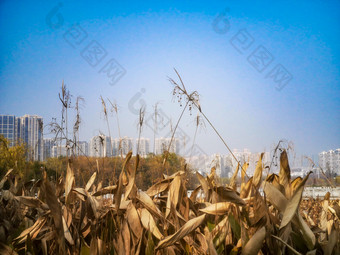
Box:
[0,0,339,160]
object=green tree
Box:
[0,135,27,178]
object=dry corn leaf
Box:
[137,191,163,219]
[214,186,246,206]
[166,175,182,218]
[92,185,117,196]
[271,235,302,255]
[62,216,74,245]
[297,213,316,250]
[263,182,287,212]
[0,169,13,190]
[85,172,97,192]
[124,154,138,201]
[122,219,130,255]
[323,227,337,255]
[279,150,291,198]
[146,180,170,197]
[196,172,209,201]
[140,208,163,240]
[16,196,47,209]
[65,163,75,203]
[240,177,253,198]
[156,214,206,250]
[280,172,311,229]
[253,153,264,188]
[230,163,240,190]
[241,226,266,255]
[14,217,46,243]
[204,227,218,255]
[42,172,65,254]
[199,202,230,215]
[126,203,143,239]
[115,151,132,210]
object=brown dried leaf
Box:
[146,180,170,197]
[214,186,246,206]
[115,151,132,210]
[279,150,291,198]
[92,185,117,196]
[263,182,287,212]
[280,172,311,229]
[230,163,240,190]
[199,202,230,215]
[62,216,74,245]
[253,153,264,188]
[166,175,182,218]
[65,163,75,203]
[196,172,209,201]
[156,214,206,250]
[124,154,138,200]
[242,226,266,255]
[126,203,143,239]
[137,191,163,220]
[85,172,97,192]
[42,172,65,253]
[140,208,163,240]
[16,196,47,209]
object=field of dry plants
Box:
[1,73,339,254]
[0,149,339,254]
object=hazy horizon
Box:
[1,0,339,160]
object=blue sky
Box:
[0,0,339,161]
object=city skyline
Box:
[2,113,339,178]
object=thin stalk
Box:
[162,100,189,173]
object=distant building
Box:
[51,145,69,158]
[319,149,340,175]
[155,137,180,155]
[0,114,44,161]
[89,135,112,157]
[77,141,89,156]
[121,137,133,156]
[0,115,20,147]
[43,138,55,160]
[136,137,150,156]
[19,115,44,161]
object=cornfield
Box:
[0,149,339,254]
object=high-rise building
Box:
[319,149,340,175]
[51,145,69,158]
[43,138,55,160]
[0,115,20,147]
[89,135,112,157]
[136,137,150,157]
[0,114,44,161]
[121,136,133,156]
[18,115,44,161]
[78,141,89,156]
[155,137,180,155]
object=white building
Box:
[89,135,112,157]
[43,138,55,160]
[136,137,150,157]
[319,149,340,175]
[51,145,69,158]
[155,137,180,155]
[19,115,44,161]
[77,141,89,156]
[121,137,133,156]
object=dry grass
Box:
[0,150,339,255]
